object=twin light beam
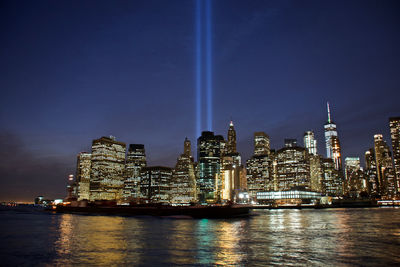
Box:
[196,0,213,138]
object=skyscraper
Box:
[389,117,400,191]
[246,155,274,198]
[345,157,360,180]
[276,145,310,191]
[344,157,365,197]
[321,158,343,196]
[89,136,126,201]
[331,136,343,171]
[304,131,317,155]
[374,134,396,196]
[254,132,270,156]
[246,132,274,199]
[324,102,343,171]
[309,155,323,192]
[227,120,237,154]
[226,121,241,166]
[76,152,91,201]
[184,137,192,157]
[140,166,172,203]
[197,131,224,202]
[123,144,146,201]
[170,138,197,203]
[365,148,378,196]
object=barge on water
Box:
[51,204,251,219]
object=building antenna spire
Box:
[327,102,331,123]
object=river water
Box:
[1,207,400,266]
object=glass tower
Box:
[197,131,224,202]
[324,102,342,171]
[304,131,317,155]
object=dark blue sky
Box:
[1,0,399,201]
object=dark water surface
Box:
[1,208,400,266]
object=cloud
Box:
[0,130,73,202]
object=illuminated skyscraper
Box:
[331,136,343,171]
[365,148,378,196]
[254,132,270,156]
[140,166,172,203]
[276,145,310,191]
[246,132,274,199]
[197,131,224,202]
[221,155,246,202]
[324,103,343,171]
[184,137,192,157]
[123,144,146,201]
[227,120,237,154]
[226,121,241,166]
[309,155,323,192]
[374,134,396,196]
[304,131,317,155]
[344,157,366,197]
[345,157,360,181]
[246,154,275,198]
[76,152,91,201]
[321,158,342,196]
[89,136,126,201]
[170,138,197,203]
[389,117,400,191]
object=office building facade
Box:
[76,152,91,201]
[123,144,146,201]
[89,136,126,201]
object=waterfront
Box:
[1,208,400,266]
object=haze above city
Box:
[1,0,399,202]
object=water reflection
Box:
[16,209,393,266]
[55,214,73,256]
[215,220,247,265]
[54,215,132,265]
[167,220,198,265]
[196,219,216,265]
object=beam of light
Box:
[195,0,202,139]
[205,0,212,132]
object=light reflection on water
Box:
[1,208,400,266]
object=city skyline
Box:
[1,0,400,201]
[63,111,398,205]
[2,105,399,202]
[6,111,400,203]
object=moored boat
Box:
[51,204,251,219]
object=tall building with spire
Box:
[184,137,191,157]
[225,120,241,166]
[324,102,343,172]
[389,117,400,192]
[227,120,237,154]
[170,138,197,203]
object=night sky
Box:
[1,0,399,202]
